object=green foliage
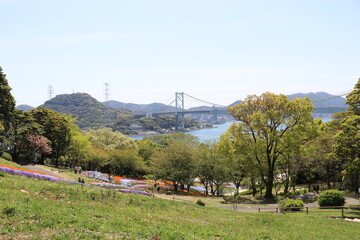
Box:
[145,132,199,147]
[334,115,360,192]
[0,172,5,177]
[317,190,345,207]
[195,142,231,195]
[106,149,145,177]
[151,141,195,191]
[2,206,16,216]
[278,199,304,211]
[42,93,130,130]
[1,152,12,161]
[136,139,159,164]
[0,66,16,134]
[89,127,138,151]
[227,93,315,198]
[30,107,72,166]
[345,78,360,114]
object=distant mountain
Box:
[230,92,347,109]
[104,100,176,114]
[287,92,347,108]
[42,93,131,129]
[228,100,242,107]
[16,104,35,111]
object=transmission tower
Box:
[48,85,54,99]
[104,83,111,126]
[175,92,185,130]
[104,83,111,102]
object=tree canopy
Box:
[227,92,314,198]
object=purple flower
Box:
[0,166,62,182]
[117,189,151,196]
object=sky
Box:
[1,0,359,108]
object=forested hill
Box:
[16,104,35,111]
[103,100,176,114]
[42,93,131,129]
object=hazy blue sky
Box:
[1,0,359,108]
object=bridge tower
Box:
[212,105,218,123]
[175,92,185,130]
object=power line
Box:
[184,93,226,108]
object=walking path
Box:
[21,164,65,178]
[219,197,360,212]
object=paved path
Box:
[219,197,360,212]
[21,164,64,178]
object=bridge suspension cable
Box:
[184,93,226,108]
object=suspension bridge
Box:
[133,92,349,131]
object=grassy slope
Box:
[0,161,359,240]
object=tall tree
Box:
[345,78,360,115]
[334,115,360,193]
[0,67,16,149]
[31,107,72,166]
[64,115,91,168]
[227,92,314,198]
[333,79,360,193]
[151,141,195,191]
[195,142,232,195]
[8,110,42,162]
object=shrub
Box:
[317,190,345,207]
[196,199,205,206]
[2,206,16,216]
[278,199,304,211]
[0,172,5,177]
[1,152,12,161]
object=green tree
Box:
[345,78,360,114]
[88,128,137,151]
[31,107,72,166]
[304,122,341,189]
[151,141,195,191]
[8,110,42,162]
[136,139,159,165]
[145,132,199,147]
[220,123,263,196]
[227,93,314,198]
[195,142,232,195]
[0,67,16,149]
[103,149,145,177]
[64,115,91,168]
[334,115,360,193]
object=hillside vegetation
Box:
[42,93,131,130]
[0,162,359,240]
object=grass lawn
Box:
[0,163,359,239]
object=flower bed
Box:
[0,165,64,182]
[116,189,151,196]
